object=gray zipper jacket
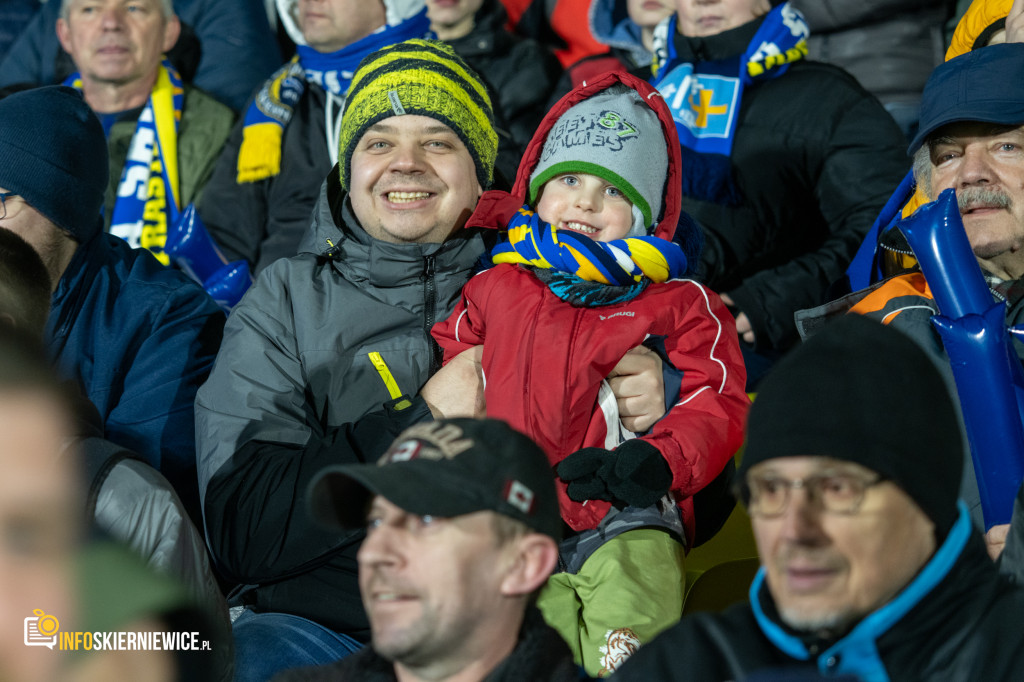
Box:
[195,172,488,634]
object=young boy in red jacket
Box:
[432,71,748,676]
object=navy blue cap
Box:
[909,43,1024,155]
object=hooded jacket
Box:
[947,0,1012,59]
[654,13,909,351]
[195,171,490,635]
[615,507,1024,681]
[431,72,748,541]
[197,0,429,275]
[589,0,655,70]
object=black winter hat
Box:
[740,315,964,539]
[310,418,563,540]
[0,86,108,243]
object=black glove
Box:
[556,440,672,509]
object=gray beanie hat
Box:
[0,86,108,243]
[529,84,668,237]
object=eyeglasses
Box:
[0,191,21,220]
[739,472,887,518]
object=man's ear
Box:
[162,15,182,53]
[56,18,73,55]
[499,534,558,597]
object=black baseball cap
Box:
[309,418,562,540]
[908,43,1024,155]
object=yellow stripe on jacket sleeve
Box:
[368,352,404,400]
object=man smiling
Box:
[276,418,579,681]
[616,314,1024,680]
[196,39,496,681]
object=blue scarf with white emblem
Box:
[650,3,808,204]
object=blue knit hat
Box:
[0,86,108,243]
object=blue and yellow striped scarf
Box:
[492,206,688,289]
[65,59,183,264]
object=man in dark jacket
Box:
[276,418,581,682]
[616,315,1024,681]
[0,85,224,529]
[196,39,503,682]
[650,0,908,384]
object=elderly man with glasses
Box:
[616,314,1024,681]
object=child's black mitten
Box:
[556,440,672,509]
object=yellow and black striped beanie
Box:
[339,39,498,191]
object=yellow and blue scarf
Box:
[492,207,688,305]
[650,2,808,204]
[66,59,183,264]
[236,9,431,184]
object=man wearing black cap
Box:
[275,418,580,682]
[0,85,224,528]
[615,314,1024,681]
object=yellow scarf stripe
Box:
[237,123,285,183]
[151,65,180,210]
[628,239,673,282]
[236,57,301,184]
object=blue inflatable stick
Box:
[204,261,253,313]
[166,204,251,310]
[899,188,1024,528]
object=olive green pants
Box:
[536,528,685,677]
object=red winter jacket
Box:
[432,72,749,542]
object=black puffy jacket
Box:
[653,15,909,350]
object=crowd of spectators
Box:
[2,0,1024,680]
